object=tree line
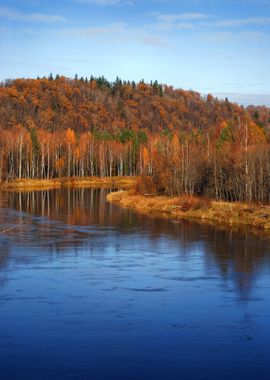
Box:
[0,75,270,204]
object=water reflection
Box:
[0,189,270,380]
[0,188,269,299]
[0,237,9,268]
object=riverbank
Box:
[107,190,270,231]
[0,177,137,191]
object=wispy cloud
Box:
[215,92,270,106]
[0,6,66,23]
[66,23,125,36]
[140,35,175,50]
[73,0,126,5]
[0,60,68,71]
[152,11,270,32]
[211,17,270,28]
[61,22,174,50]
[0,26,11,34]
[154,13,210,22]
[73,0,137,6]
[153,12,210,31]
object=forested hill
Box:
[1,75,270,204]
[1,75,268,134]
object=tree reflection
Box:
[0,188,269,297]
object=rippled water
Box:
[0,188,270,380]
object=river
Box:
[0,188,270,379]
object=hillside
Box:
[0,75,254,132]
[0,75,270,204]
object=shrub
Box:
[176,194,211,211]
[135,176,157,195]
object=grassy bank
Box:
[0,177,137,191]
[107,190,270,231]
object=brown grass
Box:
[0,178,61,190]
[60,176,137,189]
[107,190,270,232]
[175,194,211,211]
[135,176,157,194]
[0,176,137,191]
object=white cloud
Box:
[73,0,136,5]
[213,17,270,27]
[152,13,270,32]
[73,0,123,5]
[140,35,175,50]
[215,92,270,106]
[154,13,210,22]
[0,26,10,34]
[67,23,126,36]
[0,6,66,23]
[153,12,210,31]
[152,13,270,33]
[61,22,174,50]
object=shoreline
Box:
[0,177,137,191]
[2,179,270,234]
[107,190,270,233]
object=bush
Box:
[135,176,157,194]
[176,194,211,211]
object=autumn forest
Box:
[1,74,270,204]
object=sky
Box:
[0,0,270,106]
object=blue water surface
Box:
[0,189,269,380]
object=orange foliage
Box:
[0,75,270,204]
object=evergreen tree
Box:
[30,127,40,156]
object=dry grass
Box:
[135,176,157,194]
[107,190,270,231]
[0,178,61,190]
[60,176,137,188]
[0,176,137,191]
[175,194,211,211]
[107,189,176,212]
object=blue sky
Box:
[0,0,270,105]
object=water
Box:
[0,188,270,380]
